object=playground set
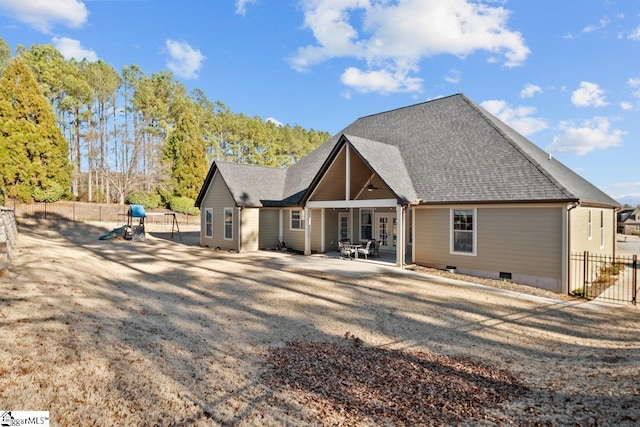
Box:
[99,205,181,241]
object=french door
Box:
[338,212,350,242]
[376,213,396,251]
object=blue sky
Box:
[1,0,639,205]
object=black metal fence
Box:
[570,252,638,305]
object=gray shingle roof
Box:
[343,134,417,203]
[295,94,618,206]
[197,94,619,208]
[195,161,287,207]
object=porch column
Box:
[396,205,404,267]
[304,207,311,255]
[320,208,325,253]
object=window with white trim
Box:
[205,208,213,238]
[588,209,592,240]
[224,208,233,240]
[290,209,304,230]
[451,209,475,255]
[360,209,373,241]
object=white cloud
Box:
[0,0,88,33]
[582,17,610,34]
[291,0,529,94]
[520,83,542,98]
[546,117,625,155]
[565,15,619,39]
[165,39,205,80]
[628,77,640,98]
[603,182,640,206]
[628,26,640,41]
[480,99,547,136]
[444,69,461,84]
[266,117,283,127]
[620,101,633,110]
[341,66,423,94]
[235,0,257,16]
[52,36,97,62]
[571,81,609,107]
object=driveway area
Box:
[1,220,639,426]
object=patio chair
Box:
[374,240,382,257]
[357,240,374,259]
[338,241,355,260]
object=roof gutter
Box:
[416,198,581,206]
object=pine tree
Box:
[0,58,71,202]
[0,37,11,75]
[163,108,208,200]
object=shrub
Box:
[127,192,162,209]
[32,182,65,203]
[169,196,200,216]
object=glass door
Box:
[338,212,350,242]
[377,213,396,251]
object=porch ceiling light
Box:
[366,177,378,192]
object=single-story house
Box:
[617,208,640,235]
[195,94,620,293]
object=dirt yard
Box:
[1,220,639,426]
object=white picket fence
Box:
[0,208,18,274]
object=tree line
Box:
[0,37,330,210]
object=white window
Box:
[290,210,304,231]
[451,209,476,255]
[224,208,233,240]
[588,209,592,240]
[205,208,213,238]
[360,209,373,241]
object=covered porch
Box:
[298,135,415,267]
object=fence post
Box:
[583,251,588,299]
[633,255,637,306]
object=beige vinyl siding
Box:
[259,209,280,249]
[312,150,346,201]
[240,208,260,252]
[414,206,564,292]
[309,144,391,202]
[282,209,305,252]
[348,148,375,200]
[200,172,238,251]
[569,206,615,255]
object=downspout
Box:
[278,209,284,250]
[238,206,242,253]
[613,207,620,258]
[304,206,311,255]
[566,201,581,294]
[396,204,404,268]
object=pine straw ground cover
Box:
[264,336,530,426]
